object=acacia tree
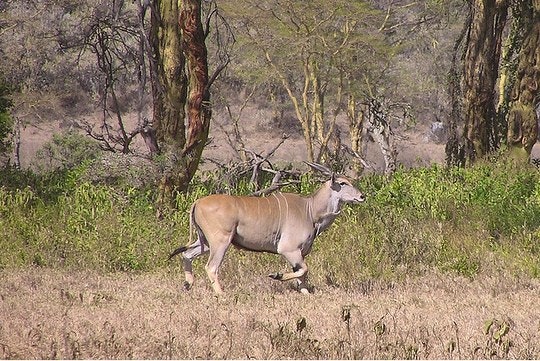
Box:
[0,1,154,157]
[447,0,507,165]
[0,76,12,160]
[224,0,393,165]
[149,0,188,202]
[462,0,508,163]
[80,3,148,154]
[149,0,215,208]
[448,0,539,165]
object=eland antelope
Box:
[168,168,365,294]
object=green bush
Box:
[0,76,13,155]
[1,160,540,286]
[34,130,101,171]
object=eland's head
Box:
[329,174,366,204]
[305,161,366,206]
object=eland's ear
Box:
[330,173,341,191]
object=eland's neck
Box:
[308,184,341,224]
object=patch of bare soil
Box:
[1,268,539,359]
[13,104,540,173]
[16,106,450,172]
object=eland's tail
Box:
[168,245,188,260]
[168,201,199,260]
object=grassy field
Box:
[1,268,539,359]
[1,159,540,359]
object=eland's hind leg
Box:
[296,273,309,294]
[205,232,233,294]
[178,238,208,290]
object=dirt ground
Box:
[15,109,540,176]
[0,268,539,359]
[15,106,450,172]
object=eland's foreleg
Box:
[269,250,310,293]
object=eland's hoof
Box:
[183,281,192,291]
[268,272,283,280]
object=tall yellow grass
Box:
[1,268,538,359]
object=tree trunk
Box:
[309,59,327,163]
[264,50,314,162]
[151,0,187,147]
[13,117,21,170]
[150,0,210,214]
[347,94,365,176]
[506,1,540,160]
[366,98,396,175]
[461,0,508,162]
[179,0,211,188]
[150,0,188,209]
[446,8,470,167]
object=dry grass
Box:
[1,268,539,359]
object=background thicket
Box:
[1,160,539,282]
[0,0,465,170]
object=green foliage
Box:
[1,161,540,288]
[481,318,512,358]
[224,0,395,101]
[311,161,540,283]
[0,75,13,154]
[34,130,101,171]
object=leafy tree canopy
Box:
[222,0,394,97]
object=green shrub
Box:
[34,130,101,172]
[0,75,13,155]
[1,160,540,286]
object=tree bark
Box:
[150,0,188,211]
[506,1,540,160]
[179,0,211,188]
[264,50,314,162]
[446,7,470,167]
[366,98,396,175]
[461,0,508,162]
[150,0,187,148]
[150,0,210,214]
[347,94,365,176]
[310,59,326,162]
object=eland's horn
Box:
[303,161,333,176]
